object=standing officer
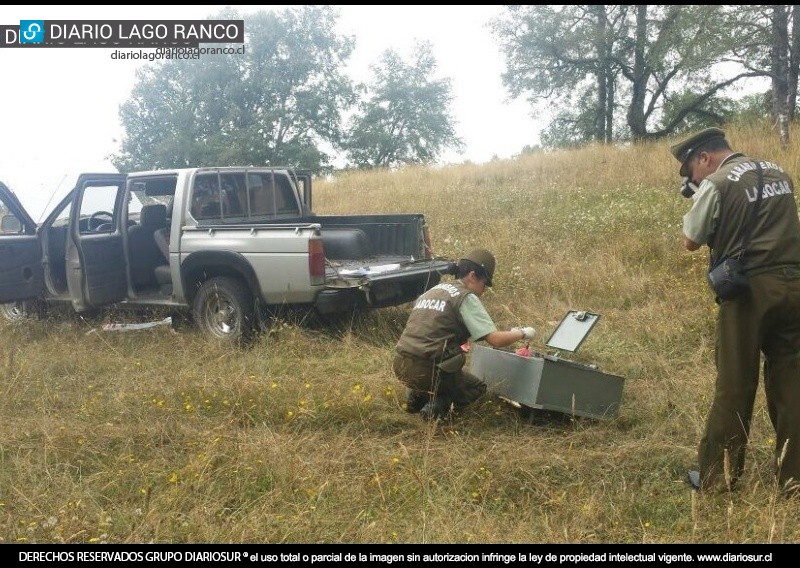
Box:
[674,127,800,494]
[392,248,535,420]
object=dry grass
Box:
[3,121,800,543]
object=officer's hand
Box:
[512,326,535,340]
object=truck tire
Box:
[192,276,255,344]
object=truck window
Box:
[79,184,120,234]
[0,194,23,235]
[192,171,300,222]
[1,213,22,234]
[0,197,24,234]
[128,176,177,226]
[275,177,299,215]
[246,172,300,217]
[247,173,274,216]
[192,174,223,219]
[219,173,245,217]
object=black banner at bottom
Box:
[7,544,784,566]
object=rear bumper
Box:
[315,288,362,315]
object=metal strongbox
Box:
[470,311,624,420]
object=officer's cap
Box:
[459,248,495,287]
[670,127,727,176]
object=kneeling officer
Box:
[393,248,535,420]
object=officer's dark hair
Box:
[697,136,731,155]
[457,259,488,282]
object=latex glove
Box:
[512,326,535,340]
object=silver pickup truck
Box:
[0,167,453,342]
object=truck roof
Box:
[127,166,299,177]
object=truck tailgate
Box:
[324,257,454,309]
[326,257,453,286]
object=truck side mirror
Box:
[1,213,22,233]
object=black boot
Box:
[419,397,451,421]
[405,390,428,413]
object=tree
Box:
[492,5,623,145]
[706,5,800,147]
[342,42,463,169]
[112,6,355,173]
[767,5,800,146]
[493,5,765,147]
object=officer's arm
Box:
[682,180,718,252]
[481,329,525,349]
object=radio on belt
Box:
[470,310,624,420]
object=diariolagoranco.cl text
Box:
[111,46,245,61]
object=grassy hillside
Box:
[3,122,800,543]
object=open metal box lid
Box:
[545,310,600,353]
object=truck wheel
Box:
[192,276,255,344]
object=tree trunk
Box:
[606,75,615,142]
[592,5,609,143]
[771,5,790,148]
[596,64,607,142]
[626,5,649,140]
[788,5,800,121]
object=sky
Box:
[1,5,543,220]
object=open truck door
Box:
[66,174,128,311]
[0,181,44,304]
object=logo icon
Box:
[19,20,44,44]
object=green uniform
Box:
[683,153,800,492]
[393,280,495,415]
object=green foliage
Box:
[661,91,741,135]
[730,92,772,126]
[493,5,769,147]
[492,5,600,103]
[516,144,542,157]
[342,42,463,169]
[112,6,355,174]
[540,88,602,149]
